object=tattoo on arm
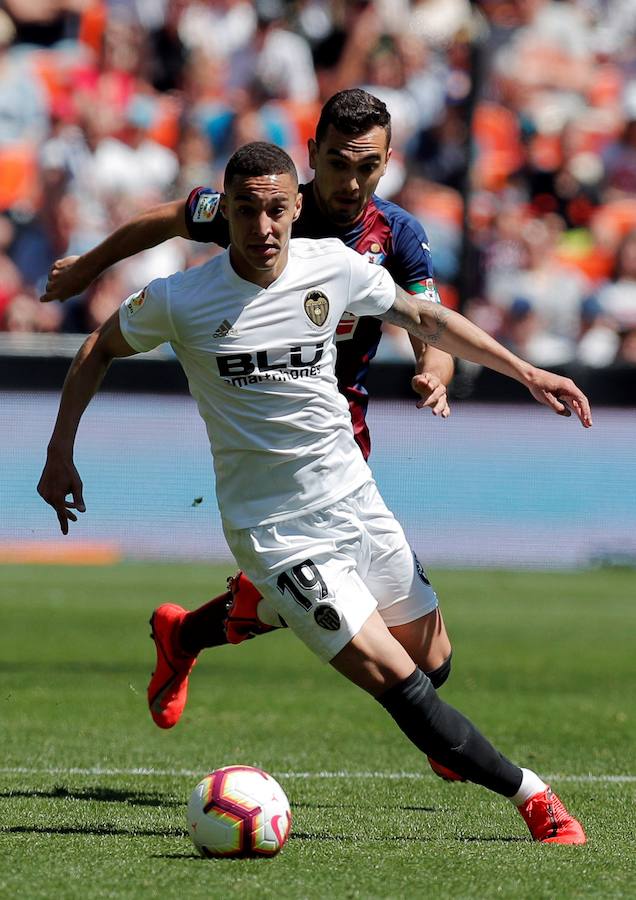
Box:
[419,303,450,344]
[382,289,451,344]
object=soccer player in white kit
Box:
[38,143,591,843]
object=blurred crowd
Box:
[1,0,636,369]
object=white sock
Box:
[509,768,548,806]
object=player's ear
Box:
[308,138,317,171]
[292,191,302,222]
[220,194,228,220]
[383,146,392,174]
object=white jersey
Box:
[119,238,396,529]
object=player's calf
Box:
[174,573,283,652]
[378,669,586,841]
[423,653,464,781]
[178,585,233,654]
[379,667,521,794]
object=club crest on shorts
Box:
[304,290,329,327]
[413,552,431,585]
[313,602,341,631]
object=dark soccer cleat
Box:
[427,757,467,782]
[148,603,197,729]
[224,572,278,644]
[518,787,586,844]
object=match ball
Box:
[187,765,292,858]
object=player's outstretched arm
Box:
[381,287,593,428]
[40,200,188,303]
[37,313,138,533]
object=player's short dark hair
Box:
[315,89,391,147]
[224,142,298,190]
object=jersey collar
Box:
[222,247,291,293]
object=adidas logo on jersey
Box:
[213,319,239,338]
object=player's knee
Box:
[425,651,452,690]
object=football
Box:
[187,765,292,858]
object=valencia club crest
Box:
[303,290,329,327]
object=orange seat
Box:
[592,200,636,241]
[279,99,322,146]
[0,144,39,211]
[472,102,524,191]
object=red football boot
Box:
[147,603,197,729]
[427,757,467,782]
[518,787,586,844]
[225,572,280,644]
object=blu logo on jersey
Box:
[217,344,325,378]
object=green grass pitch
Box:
[1,564,634,899]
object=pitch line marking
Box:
[0,767,634,783]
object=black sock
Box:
[379,668,522,797]
[178,589,231,655]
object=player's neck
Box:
[228,247,289,288]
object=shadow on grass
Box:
[0,785,181,807]
[1,822,528,845]
[290,801,344,810]
[2,825,187,837]
[290,831,429,843]
[291,831,526,844]
[291,802,436,813]
[459,835,527,843]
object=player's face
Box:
[308,125,391,225]
[222,173,302,285]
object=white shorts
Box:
[225,480,439,662]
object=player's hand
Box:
[526,369,593,428]
[37,451,86,534]
[40,256,91,303]
[411,372,451,418]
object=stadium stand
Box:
[0,0,634,399]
